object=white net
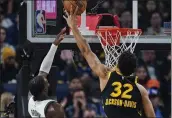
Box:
[97,29,142,69]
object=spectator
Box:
[145,12,165,35]
[159,52,171,118]
[83,108,96,118]
[135,64,150,87]
[96,1,111,13]
[65,89,97,118]
[1,14,19,46]
[0,27,16,62]
[59,50,77,81]
[0,92,14,118]
[0,12,5,23]
[62,77,83,108]
[142,50,156,66]
[148,88,164,118]
[146,79,160,89]
[146,0,157,13]
[69,77,83,91]
[111,0,127,15]
[141,50,160,79]
[1,46,18,83]
[1,15,14,31]
[80,73,93,98]
[0,27,8,50]
[120,10,132,28]
[139,0,158,31]
[159,1,171,22]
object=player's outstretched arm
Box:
[38,28,66,77]
[63,7,109,78]
[28,28,66,100]
[136,84,156,118]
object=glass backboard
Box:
[27,0,171,46]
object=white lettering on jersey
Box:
[31,109,41,117]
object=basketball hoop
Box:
[96,28,142,68]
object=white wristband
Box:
[39,44,58,73]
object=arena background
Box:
[0,0,171,118]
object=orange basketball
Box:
[63,0,87,15]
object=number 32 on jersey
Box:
[110,82,133,99]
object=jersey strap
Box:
[135,76,138,84]
[115,66,123,76]
[108,72,112,79]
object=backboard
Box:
[26,0,171,50]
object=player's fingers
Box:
[63,15,67,20]
[58,27,66,36]
[64,10,69,17]
[74,6,79,16]
[70,5,73,15]
[61,27,66,34]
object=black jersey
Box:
[101,70,144,118]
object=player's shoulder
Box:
[46,103,65,118]
[99,64,111,78]
[136,83,148,97]
[46,104,57,118]
[46,102,63,113]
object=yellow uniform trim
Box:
[108,66,122,80]
[108,72,112,79]
[115,66,123,76]
[135,76,138,84]
[114,66,137,83]
[109,66,137,83]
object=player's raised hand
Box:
[63,5,79,29]
[53,27,66,46]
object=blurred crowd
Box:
[93,0,171,35]
[55,50,171,118]
[0,0,171,118]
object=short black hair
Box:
[118,51,137,76]
[73,88,84,93]
[28,76,45,100]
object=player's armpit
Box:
[38,71,48,78]
[136,84,156,118]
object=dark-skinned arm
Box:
[28,28,66,100]
[38,28,66,77]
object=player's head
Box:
[117,50,137,76]
[28,76,49,101]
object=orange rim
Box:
[96,28,142,36]
[96,28,142,46]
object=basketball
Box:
[63,0,87,15]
